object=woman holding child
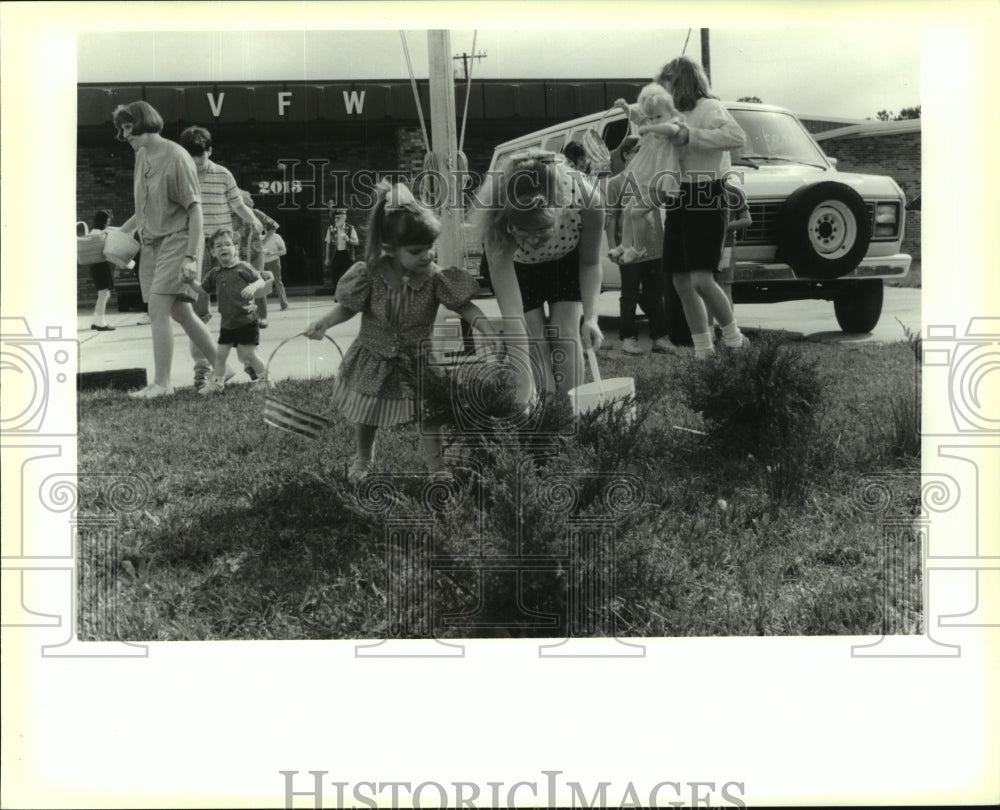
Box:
[654,56,749,358]
[475,150,605,405]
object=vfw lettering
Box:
[205,89,366,116]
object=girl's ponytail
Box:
[364,179,441,266]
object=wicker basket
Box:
[580,109,618,174]
[77,222,107,266]
[262,333,343,439]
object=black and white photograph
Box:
[2,2,998,808]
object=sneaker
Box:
[723,333,750,349]
[651,337,675,354]
[259,319,268,329]
[128,383,174,399]
[245,365,258,381]
[622,337,645,355]
[347,457,372,483]
[198,376,225,395]
[135,314,151,325]
[91,324,116,331]
[279,302,289,311]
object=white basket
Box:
[569,349,636,422]
[103,227,140,267]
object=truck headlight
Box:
[874,202,900,237]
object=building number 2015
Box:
[257,180,304,196]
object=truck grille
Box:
[743,202,783,244]
[743,201,880,245]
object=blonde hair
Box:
[475,149,570,248]
[637,83,678,118]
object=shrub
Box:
[678,334,825,462]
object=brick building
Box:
[76,78,649,305]
[77,83,922,303]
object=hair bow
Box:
[377,180,422,214]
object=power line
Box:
[452,50,487,80]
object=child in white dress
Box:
[609,83,685,264]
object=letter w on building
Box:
[343,90,366,115]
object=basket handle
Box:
[264,332,344,381]
[585,348,606,394]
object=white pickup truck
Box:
[480,101,911,340]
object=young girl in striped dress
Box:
[306,180,498,482]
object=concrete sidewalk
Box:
[77,288,921,392]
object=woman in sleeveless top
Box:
[476,150,605,404]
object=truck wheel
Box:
[778,182,872,280]
[834,280,883,333]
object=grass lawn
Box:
[77,332,922,641]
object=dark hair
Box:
[562,141,587,163]
[208,226,239,248]
[179,126,212,157]
[91,209,113,230]
[364,181,441,266]
[111,100,164,137]
[609,137,640,175]
[657,55,716,112]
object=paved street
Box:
[76,287,921,391]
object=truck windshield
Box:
[729,109,831,169]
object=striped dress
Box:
[330,259,479,427]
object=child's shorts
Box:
[513,244,582,313]
[218,322,260,347]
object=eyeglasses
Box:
[509,224,555,239]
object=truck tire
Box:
[834,280,883,333]
[778,181,872,280]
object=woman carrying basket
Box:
[305,181,498,482]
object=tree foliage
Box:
[872,105,921,122]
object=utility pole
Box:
[427,30,463,269]
[700,28,711,83]
[453,49,487,81]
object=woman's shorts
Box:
[218,322,260,347]
[513,244,582,313]
[663,181,729,274]
[139,230,197,304]
[89,261,113,292]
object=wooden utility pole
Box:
[700,28,711,83]
[453,50,487,81]
[427,29,463,268]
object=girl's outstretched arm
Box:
[638,121,682,137]
[306,303,358,339]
